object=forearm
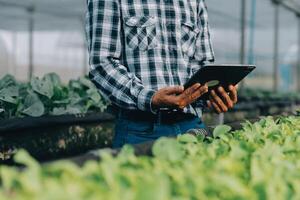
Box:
[89,59,156,112]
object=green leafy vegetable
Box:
[1,116,299,199]
[31,76,54,99]
[21,92,45,117]
[213,124,232,138]
[0,73,108,119]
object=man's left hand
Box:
[207,85,238,114]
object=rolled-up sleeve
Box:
[86,0,156,112]
[196,0,215,62]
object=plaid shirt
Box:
[86,0,214,117]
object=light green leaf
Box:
[178,134,198,143]
[79,77,95,89]
[0,86,19,104]
[87,88,101,103]
[21,92,45,117]
[43,73,61,86]
[31,77,54,99]
[152,137,184,162]
[14,149,40,169]
[213,125,232,138]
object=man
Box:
[86,0,238,148]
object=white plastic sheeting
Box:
[0,0,299,88]
[0,0,86,82]
[0,0,84,31]
[0,37,9,75]
[207,0,300,90]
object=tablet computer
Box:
[184,64,256,100]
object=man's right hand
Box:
[151,83,208,110]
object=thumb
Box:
[164,86,184,95]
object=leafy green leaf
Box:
[31,77,54,99]
[43,73,61,86]
[21,92,45,117]
[152,137,185,162]
[0,86,19,104]
[178,134,198,143]
[79,77,95,89]
[0,74,17,89]
[213,125,232,138]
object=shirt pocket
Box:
[124,16,158,51]
[180,21,200,58]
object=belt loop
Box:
[157,109,161,125]
[117,108,122,119]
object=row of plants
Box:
[1,115,299,199]
[2,73,300,120]
[239,88,300,103]
[0,73,107,120]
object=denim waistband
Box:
[115,108,198,124]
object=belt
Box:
[116,108,197,124]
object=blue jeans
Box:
[112,114,206,148]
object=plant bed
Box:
[1,116,299,199]
[0,113,115,163]
[0,73,115,163]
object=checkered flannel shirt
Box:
[86,0,215,117]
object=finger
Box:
[210,90,228,112]
[165,95,183,108]
[184,83,201,96]
[189,85,208,102]
[178,83,201,102]
[179,84,206,106]
[164,86,184,95]
[228,85,238,104]
[209,96,222,114]
[218,87,233,109]
[207,100,212,109]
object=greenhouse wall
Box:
[0,0,300,90]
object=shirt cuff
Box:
[137,89,157,114]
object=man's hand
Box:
[152,83,208,110]
[207,85,238,114]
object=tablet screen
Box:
[184,64,256,100]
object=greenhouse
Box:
[0,0,300,199]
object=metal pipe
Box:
[239,0,247,90]
[0,1,81,19]
[247,0,256,65]
[80,17,88,76]
[240,0,246,64]
[273,0,280,92]
[297,14,300,91]
[28,7,34,80]
[11,32,17,76]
